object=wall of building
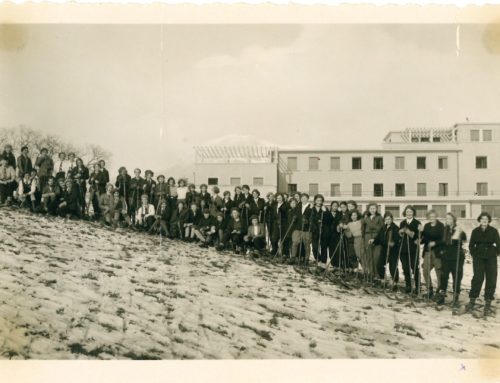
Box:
[278,150,460,198]
[193,162,278,196]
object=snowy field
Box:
[0,210,499,359]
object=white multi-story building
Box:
[194,123,500,219]
[193,146,279,196]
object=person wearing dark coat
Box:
[34,148,54,191]
[398,205,422,294]
[326,201,342,270]
[291,194,313,265]
[154,175,169,209]
[436,213,467,306]
[198,184,212,210]
[150,199,171,236]
[185,184,199,209]
[57,179,81,219]
[221,191,234,222]
[233,186,245,210]
[184,202,202,240]
[71,158,89,216]
[40,176,60,215]
[310,194,329,269]
[466,212,500,315]
[374,212,401,287]
[270,193,288,257]
[249,189,266,222]
[335,201,351,271]
[88,163,104,219]
[129,169,145,219]
[1,144,16,169]
[214,212,228,251]
[194,208,217,247]
[142,170,156,203]
[169,201,188,239]
[224,208,245,254]
[421,210,446,297]
[98,160,110,184]
[17,146,33,178]
[115,167,132,199]
[238,185,253,228]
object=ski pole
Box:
[392,231,404,291]
[383,228,392,290]
[275,216,296,259]
[452,227,462,305]
[317,209,324,268]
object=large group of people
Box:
[0,144,498,316]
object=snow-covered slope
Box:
[0,210,498,359]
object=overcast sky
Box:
[2,24,500,175]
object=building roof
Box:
[194,145,277,164]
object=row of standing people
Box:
[1,145,497,314]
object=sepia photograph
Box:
[0,5,500,373]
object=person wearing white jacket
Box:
[135,194,156,231]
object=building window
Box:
[481,205,500,218]
[414,205,428,218]
[395,183,405,197]
[253,177,264,186]
[330,183,340,197]
[483,129,492,141]
[352,183,362,197]
[230,177,241,186]
[373,184,384,197]
[432,205,447,218]
[352,157,362,170]
[287,157,297,171]
[288,184,297,194]
[309,183,319,196]
[373,157,384,170]
[476,156,488,169]
[416,156,426,170]
[309,157,319,171]
[470,130,480,141]
[477,182,488,196]
[330,157,340,170]
[385,205,400,217]
[395,156,405,170]
[438,156,448,170]
[208,177,218,185]
[433,136,441,142]
[417,183,427,197]
[438,183,448,197]
[451,204,466,218]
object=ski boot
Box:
[436,291,446,305]
[427,288,434,300]
[452,294,460,308]
[484,300,494,317]
[465,298,476,313]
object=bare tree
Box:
[82,144,112,168]
[0,126,112,167]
